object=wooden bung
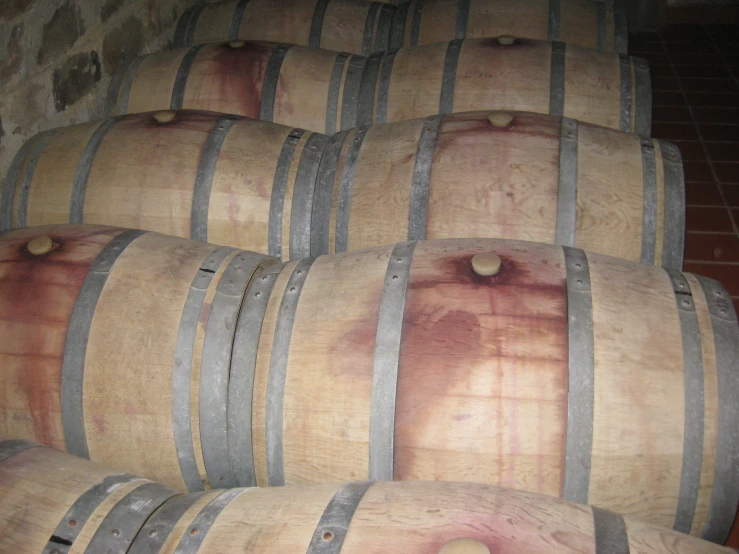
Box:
[0,224,736,542]
[497,35,516,45]
[471,253,502,276]
[26,235,53,255]
[439,538,491,554]
[152,110,176,123]
[487,111,514,127]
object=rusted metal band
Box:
[266,257,317,486]
[70,117,123,224]
[127,492,210,554]
[666,269,704,534]
[556,118,578,247]
[375,4,394,53]
[108,55,145,116]
[260,43,293,122]
[548,0,560,41]
[362,2,382,56]
[696,276,739,544]
[61,229,147,459]
[191,115,241,242]
[550,41,566,117]
[593,507,630,554]
[409,0,424,46]
[639,137,657,265]
[614,7,628,54]
[357,52,384,126]
[43,473,141,554]
[311,130,348,256]
[439,39,462,115]
[389,1,409,49]
[200,251,266,489]
[1,131,45,231]
[660,141,685,270]
[326,53,350,135]
[0,439,45,463]
[85,482,177,554]
[229,0,251,41]
[376,49,397,124]
[269,128,304,260]
[597,1,606,51]
[310,0,331,48]
[172,246,233,493]
[306,482,374,554]
[633,57,652,136]
[618,54,632,133]
[172,489,246,554]
[368,241,417,481]
[229,261,283,488]
[171,44,205,110]
[335,127,369,253]
[16,128,61,228]
[290,133,330,260]
[340,55,366,130]
[408,115,442,241]
[562,246,594,505]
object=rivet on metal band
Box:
[0,439,44,464]
[376,49,398,124]
[660,141,685,270]
[269,128,304,260]
[61,229,147,459]
[171,44,205,110]
[633,57,652,137]
[408,115,442,241]
[368,241,417,481]
[666,269,704,535]
[109,56,145,116]
[389,1,409,50]
[614,7,628,55]
[326,53,350,135]
[409,0,425,46]
[85,482,177,554]
[362,2,382,56]
[191,115,241,242]
[696,276,739,544]
[549,41,566,117]
[228,261,283,488]
[172,489,246,554]
[312,130,350,256]
[127,492,210,554]
[16,128,62,228]
[340,55,367,130]
[596,1,606,51]
[306,482,374,554]
[556,118,578,247]
[200,251,267,489]
[229,0,251,41]
[548,0,560,41]
[357,52,384,127]
[439,40,462,115]
[69,117,123,224]
[260,43,293,122]
[291,133,330,260]
[592,507,630,554]
[562,246,594,505]
[310,0,331,48]
[42,473,140,554]
[639,138,657,265]
[618,54,633,133]
[172,246,233,492]
[375,5,394,53]
[454,0,469,39]
[1,131,44,231]
[265,257,317,486]
[335,127,369,254]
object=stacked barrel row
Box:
[2,0,738,552]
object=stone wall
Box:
[0,0,200,181]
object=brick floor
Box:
[630,23,739,315]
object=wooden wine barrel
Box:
[174,0,627,55]
[311,110,684,268]
[0,225,275,491]
[106,38,650,135]
[1,441,736,553]
[0,110,327,260]
[1,226,738,541]
[1,110,682,267]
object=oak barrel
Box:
[1,225,737,541]
[1,110,683,267]
[174,0,627,54]
[0,110,327,260]
[0,441,735,553]
[106,38,651,135]
[311,110,683,268]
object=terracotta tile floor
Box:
[630,23,739,312]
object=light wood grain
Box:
[237,0,317,46]
[127,49,189,114]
